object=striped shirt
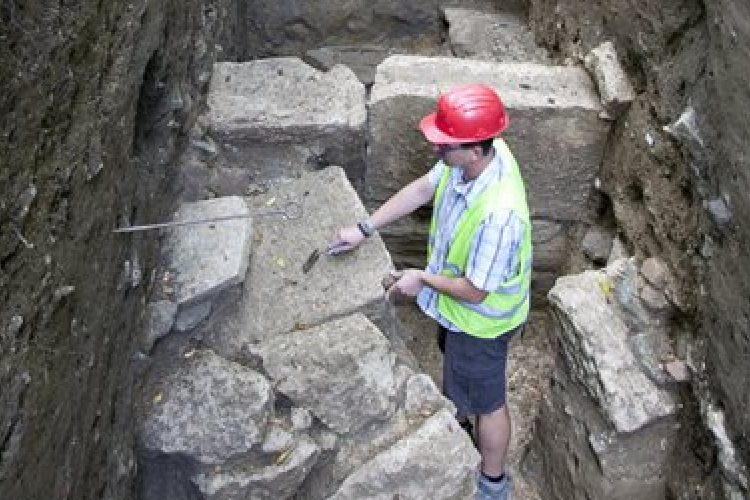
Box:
[417,146,526,332]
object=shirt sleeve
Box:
[464,210,525,292]
[426,160,446,187]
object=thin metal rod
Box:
[113,201,302,233]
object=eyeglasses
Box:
[436,143,465,154]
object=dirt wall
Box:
[529,0,750,481]
[0,1,239,498]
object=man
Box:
[330,84,532,500]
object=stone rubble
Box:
[139,166,479,499]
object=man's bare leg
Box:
[476,404,511,477]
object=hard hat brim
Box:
[420,112,508,144]
[419,113,467,144]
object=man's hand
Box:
[327,225,365,255]
[385,269,424,302]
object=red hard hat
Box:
[420,84,509,144]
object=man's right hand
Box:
[327,225,364,255]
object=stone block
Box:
[203,167,393,359]
[162,196,253,308]
[206,59,367,189]
[140,350,273,465]
[548,269,677,432]
[584,41,636,119]
[329,409,479,499]
[367,55,609,223]
[251,313,397,435]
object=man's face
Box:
[433,143,475,167]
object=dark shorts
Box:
[440,324,520,416]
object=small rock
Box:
[291,407,313,431]
[607,235,629,264]
[639,280,670,314]
[706,197,732,228]
[173,301,212,333]
[663,360,689,382]
[53,285,76,301]
[8,315,23,337]
[13,185,37,225]
[191,137,217,156]
[141,300,178,353]
[261,425,294,453]
[640,257,670,291]
[582,227,613,265]
[583,41,636,118]
[663,106,704,147]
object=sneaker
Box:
[475,473,512,500]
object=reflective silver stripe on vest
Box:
[458,290,530,320]
[496,257,533,294]
[443,257,532,295]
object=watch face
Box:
[358,220,373,237]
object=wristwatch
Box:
[357,219,375,238]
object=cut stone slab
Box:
[206,59,367,189]
[162,196,253,308]
[548,269,677,432]
[584,41,636,119]
[203,167,393,358]
[367,55,609,222]
[250,313,397,435]
[328,409,479,499]
[140,350,273,465]
[443,8,550,63]
[194,434,320,500]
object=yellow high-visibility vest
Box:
[428,139,532,338]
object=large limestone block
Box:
[207,59,367,188]
[163,196,253,307]
[329,409,479,499]
[548,269,676,432]
[140,350,273,464]
[367,55,609,222]
[211,167,393,354]
[251,313,397,434]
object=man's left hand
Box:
[385,269,424,301]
